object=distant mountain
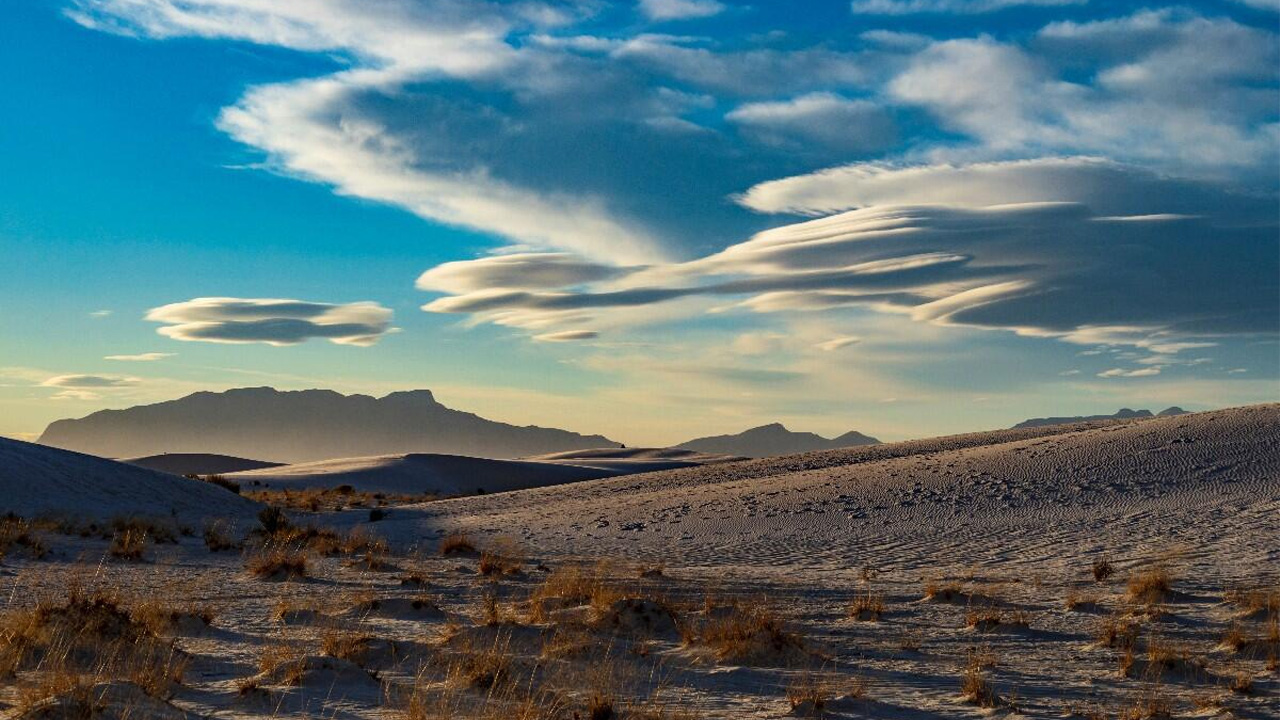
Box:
[675,423,880,458]
[1013,407,1188,429]
[123,453,284,476]
[39,387,620,463]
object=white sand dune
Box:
[228,447,740,496]
[226,452,616,496]
[121,452,283,476]
[371,405,1280,579]
[525,447,743,473]
[0,437,261,527]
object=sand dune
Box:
[228,447,741,496]
[371,405,1280,576]
[226,453,616,496]
[0,437,261,527]
[122,453,283,476]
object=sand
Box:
[0,405,1276,719]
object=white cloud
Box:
[533,329,599,342]
[726,93,896,152]
[816,336,861,351]
[638,0,724,22]
[1098,367,1162,378]
[421,169,1278,351]
[104,352,175,362]
[41,374,139,388]
[851,0,1084,14]
[416,253,626,294]
[146,297,395,346]
[735,156,1266,218]
[89,309,112,318]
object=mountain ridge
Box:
[675,423,880,458]
[1012,406,1188,429]
[38,386,620,463]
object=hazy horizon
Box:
[2,0,1277,447]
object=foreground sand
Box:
[0,405,1276,719]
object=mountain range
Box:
[1012,407,1187,429]
[676,423,881,458]
[38,387,620,463]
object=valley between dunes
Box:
[0,405,1276,719]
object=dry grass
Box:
[108,527,148,561]
[786,671,866,714]
[439,532,477,556]
[202,519,240,552]
[959,653,1000,707]
[246,547,309,580]
[848,590,884,621]
[684,599,808,664]
[245,485,438,512]
[1092,556,1115,583]
[1126,566,1174,605]
[0,585,188,703]
[922,580,965,602]
[0,513,47,561]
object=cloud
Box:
[89,309,112,318]
[735,157,1271,218]
[638,0,724,21]
[533,329,599,342]
[726,93,897,153]
[416,253,627,293]
[1098,367,1162,378]
[41,374,139,388]
[420,163,1278,351]
[146,298,395,346]
[104,352,175,362]
[886,18,1279,175]
[850,0,1084,14]
[816,336,861,351]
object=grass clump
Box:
[1126,566,1174,605]
[1092,556,1115,583]
[439,532,477,556]
[246,547,309,581]
[0,513,47,561]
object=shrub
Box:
[202,520,240,552]
[0,514,46,561]
[368,508,386,522]
[247,548,308,580]
[1092,557,1115,583]
[439,533,476,556]
[960,655,999,707]
[1127,566,1174,604]
[109,528,147,561]
[257,506,290,535]
[849,591,884,621]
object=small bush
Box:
[247,548,308,580]
[257,506,290,535]
[1127,566,1174,604]
[1092,557,1115,583]
[109,528,147,561]
[202,520,240,552]
[960,655,999,707]
[439,533,476,556]
[848,591,884,621]
[368,508,386,522]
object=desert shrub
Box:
[1092,557,1116,583]
[202,520,240,552]
[187,473,240,494]
[1127,566,1174,604]
[960,653,999,707]
[685,600,807,664]
[923,580,965,602]
[848,590,884,621]
[108,528,147,561]
[439,532,476,556]
[257,506,290,535]
[368,507,386,522]
[246,547,308,580]
[1096,613,1140,649]
[0,587,188,699]
[0,514,47,561]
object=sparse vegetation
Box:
[1092,556,1115,583]
[1127,566,1174,605]
[439,532,477,556]
[246,547,309,580]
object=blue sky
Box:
[1,0,1277,446]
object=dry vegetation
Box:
[244,484,440,512]
[0,517,1274,720]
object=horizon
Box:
[2,0,1278,447]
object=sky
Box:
[1,0,1277,447]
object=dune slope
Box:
[375,405,1280,578]
[0,437,261,526]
